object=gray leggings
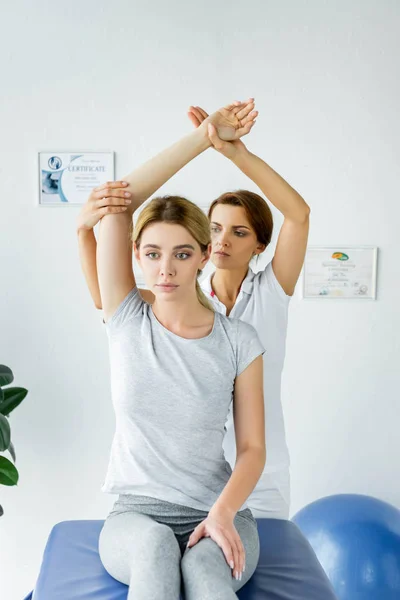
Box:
[99,495,260,600]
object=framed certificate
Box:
[303,246,378,300]
[38,152,114,205]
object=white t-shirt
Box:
[201,262,291,477]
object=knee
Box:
[145,523,180,562]
[182,538,228,577]
[182,540,234,599]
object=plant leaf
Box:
[0,387,28,416]
[0,387,3,403]
[0,415,11,452]
[0,366,14,387]
[0,455,19,486]
[8,441,16,463]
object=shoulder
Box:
[229,317,265,376]
[218,314,259,344]
[235,318,260,343]
[105,286,146,333]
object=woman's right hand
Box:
[76,181,132,231]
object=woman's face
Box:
[209,204,264,270]
[134,222,210,301]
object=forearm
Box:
[122,128,211,213]
[210,447,266,518]
[77,228,102,309]
[232,147,310,222]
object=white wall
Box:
[1,1,399,598]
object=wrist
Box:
[230,144,250,166]
[209,503,236,521]
[77,225,95,236]
[193,125,213,152]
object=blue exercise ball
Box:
[292,494,400,599]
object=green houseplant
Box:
[0,365,28,516]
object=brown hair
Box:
[133,196,213,311]
[208,190,273,251]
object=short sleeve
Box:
[257,261,291,304]
[235,320,265,376]
[105,287,144,332]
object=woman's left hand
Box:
[190,99,258,143]
[186,509,245,581]
[188,103,255,159]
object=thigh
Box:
[99,511,181,588]
[181,510,260,599]
[246,518,338,599]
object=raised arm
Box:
[188,105,310,296]
[118,100,256,217]
[227,145,310,296]
[77,181,132,309]
[77,101,258,312]
[97,127,210,321]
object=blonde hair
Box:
[133,196,213,311]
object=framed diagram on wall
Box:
[38,152,114,206]
[303,246,378,300]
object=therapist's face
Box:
[209,204,264,270]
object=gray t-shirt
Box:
[102,287,265,511]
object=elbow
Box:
[298,202,311,223]
[94,299,103,310]
[288,200,310,224]
[240,445,266,473]
[256,444,267,472]
[253,447,266,481]
[260,446,267,472]
[302,202,311,220]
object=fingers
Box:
[187,523,204,548]
[235,101,255,121]
[187,111,201,128]
[224,100,243,110]
[212,530,243,581]
[234,119,256,140]
[93,186,132,204]
[226,531,245,581]
[186,519,245,581]
[238,110,258,128]
[188,106,206,124]
[195,106,209,119]
[98,206,129,217]
[95,195,131,209]
[234,535,246,578]
[94,180,128,193]
[232,98,254,115]
[211,529,236,572]
[230,536,241,581]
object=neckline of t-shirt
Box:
[209,269,252,311]
[149,306,218,342]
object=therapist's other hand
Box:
[76,181,132,231]
[186,510,245,581]
[187,102,257,159]
[198,98,257,141]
